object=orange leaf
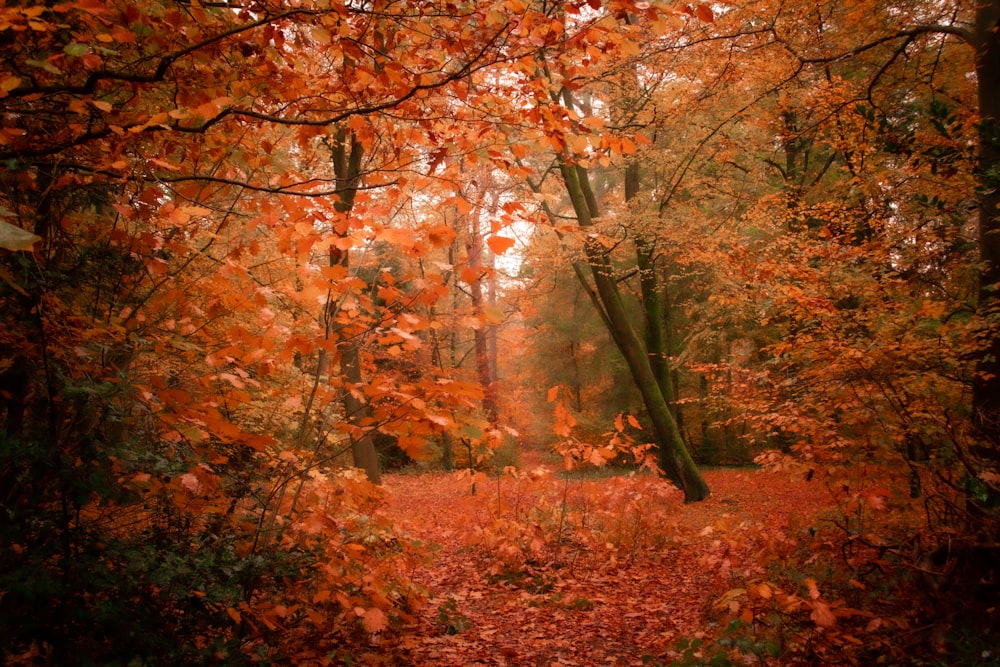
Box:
[487,235,515,255]
[226,607,242,624]
[810,601,836,627]
[547,386,559,403]
[379,226,415,246]
[1,76,21,94]
[427,224,457,246]
[695,3,714,22]
[361,607,388,633]
[193,97,232,120]
[510,143,531,159]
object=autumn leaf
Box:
[0,76,21,95]
[864,489,890,511]
[0,220,41,252]
[810,601,836,628]
[487,235,515,255]
[805,578,821,600]
[361,607,388,633]
[179,472,201,494]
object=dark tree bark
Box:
[328,129,381,484]
[972,1,1000,458]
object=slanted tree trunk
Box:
[559,162,709,502]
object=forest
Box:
[1,0,998,664]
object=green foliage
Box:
[434,596,471,635]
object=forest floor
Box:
[379,457,836,666]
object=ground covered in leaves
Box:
[380,465,835,666]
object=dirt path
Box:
[381,467,834,666]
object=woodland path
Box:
[381,462,835,666]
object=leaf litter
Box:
[380,466,833,666]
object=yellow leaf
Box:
[482,304,504,325]
[1,76,21,93]
[0,220,41,252]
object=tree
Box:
[0,0,546,660]
[493,1,719,501]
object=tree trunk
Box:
[340,340,381,484]
[972,1,1000,458]
[636,239,676,412]
[467,205,499,425]
[559,162,709,502]
[329,129,381,484]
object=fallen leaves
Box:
[381,465,835,665]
